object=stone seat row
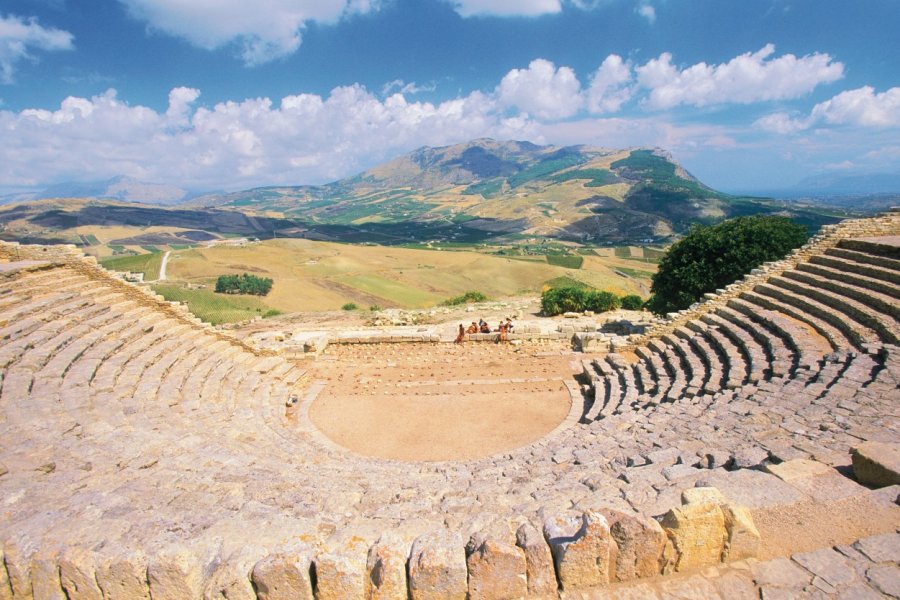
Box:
[0,264,307,452]
[582,237,899,424]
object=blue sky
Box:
[1,0,898,195]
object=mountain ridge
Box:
[187,139,798,244]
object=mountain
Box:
[189,139,837,244]
[2,176,190,205]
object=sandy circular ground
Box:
[308,342,578,461]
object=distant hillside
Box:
[189,139,841,244]
[2,176,190,205]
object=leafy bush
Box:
[214,273,274,296]
[586,290,620,313]
[646,215,807,315]
[541,286,588,315]
[541,286,643,315]
[341,302,358,311]
[262,309,282,318]
[369,304,382,312]
[443,291,488,306]
[620,294,644,310]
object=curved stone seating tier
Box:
[0,216,899,599]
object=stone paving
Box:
[0,212,897,598]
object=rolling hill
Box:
[0,140,851,251]
[187,139,845,244]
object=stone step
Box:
[812,251,900,286]
[700,312,764,384]
[751,282,870,350]
[782,268,900,322]
[799,260,900,300]
[688,320,747,389]
[739,289,847,353]
[767,275,898,346]
[824,246,900,272]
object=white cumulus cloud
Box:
[0,14,74,83]
[636,44,844,109]
[116,0,378,66]
[756,86,900,134]
[496,58,583,120]
[586,54,633,113]
[450,0,562,17]
[753,112,809,134]
[810,86,900,128]
[0,83,542,190]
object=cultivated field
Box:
[158,238,656,314]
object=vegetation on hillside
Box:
[646,215,808,315]
[541,286,642,315]
[100,251,163,280]
[215,273,274,296]
[442,291,488,306]
[153,285,280,324]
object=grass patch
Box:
[549,168,618,187]
[543,276,590,290]
[100,252,163,279]
[140,245,160,253]
[615,266,655,278]
[545,254,584,269]
[462,179,504,198]
[442,290,487,306]
[507,154,586,188]
[152,284,275,325]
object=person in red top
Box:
[455,324,466,343]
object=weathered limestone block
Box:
[95,549,151,600]
[315,538,368,600]
[407,531,467,600]
[465,534,527,600]
[0,545,11,600]
[147,547,203,600]
[203,547,261,600]
[365,534,408,600]
[661,501,726,572]
[59,548,103,600]
[515,524,557,598]
[251,553,314,600]
[852,441,900,487]
[764,458,833,482]
[599,508,666,581]
[543,511,614,590]
[680,486,760,562]
[3,538,37,600]
[721,505,760,562]
[31,549,65,600]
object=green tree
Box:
[214,273,274,296]
[646,216,807,315]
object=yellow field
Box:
[163,239,655,312]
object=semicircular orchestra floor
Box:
[307,342,580,461]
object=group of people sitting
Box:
[455,317,514,342]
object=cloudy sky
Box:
[1,0,898,195]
